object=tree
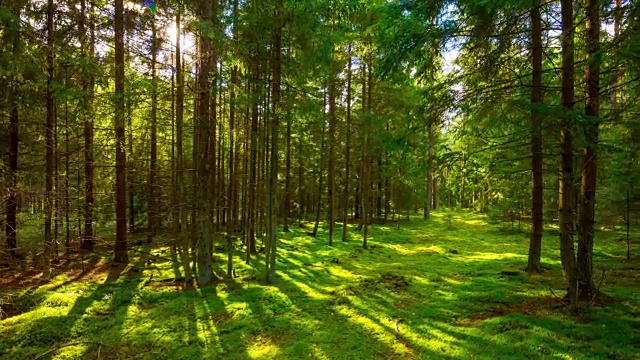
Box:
[4,1,21,259]
[43,0,55,276]
[175,6,191,282]
[559,0,578,303]
[342,44,353,242]
[195,0,215,286]
[576,0,601,299]
[266,0,283,282]
[527,0,544,274]
[81,0,95,251]
[327,71,337,246]
[147,9,159,243]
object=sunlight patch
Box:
[460,252,525,262]
[247,333,281,359]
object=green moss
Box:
[1,210,638,359]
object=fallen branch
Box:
[588,268,607,308]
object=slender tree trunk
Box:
[54,88,60,263]
[64,73,70,254]
[196,0,214,285]
[298,136,305,224]
[4,0,20,260]
[171,47,177,239]
[148,16,158,243]
[361,49,372,247]
[247,61,260,261]
[176,9,190,281]
[527,0,544,274]
[284,106,292,233]
[342,45,353,242]
[627,185,631,260]
[227,0,239,277]
[228,72,237,274]
[266,2,282,283]
[376,157,382,218]
[114,0,128,263]
[577,0,601,299]
[362,134,369,249]
[44,0,55,276]
[355,59,366,222]
[311,97,327,237]
[559,0,577,304]
[424,123,434,220]
[328,75,337,246]
[81,0,95,250]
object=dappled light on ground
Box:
[1,210,639,359]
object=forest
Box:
[1,0,639,358]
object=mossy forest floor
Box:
[1,210,639,359]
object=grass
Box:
[1,210,639,359]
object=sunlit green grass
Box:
[1,210,639,359]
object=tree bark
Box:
[195,0,214,286]
[247,60,260,262]
[284,106,292,232]
[148,14,158,243]
[311,95,327,237]
[175,9,191,281]
[424,123,434,220]
[227,0,239,277]
[328,75,337,246]
[577,0,601,299]
[266,1,282,283]
[80,0,95,251]
[44,0,55,276]
[559,0,577,303]
[4,0,21,260]
[342,45,353,242]
[527,0,544,274]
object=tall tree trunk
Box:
[247,60,260,261]
[227,0,239,277]
[284,106,292,232]
[527,0,544,274]
[4,0,20,260]
[376,157,382,218]
[341,45,353,242]
[424,123,434,220]
[355,58,367,222]
[44,0,55,276]
[298,136,305,224]
[559,0,577,304]
[113,0,129,261]
[114,0,128,263]
[361,50,372,247]
[460,152,466,208]
[64,72,70,254]
[266,3,282,282]
[125,22,135,234]
[148,15,158,243]
[53,88,60,263]
[196,0,214,285]
[577,0,601,299]
[328,74,337,246]
[362,134,369,249]
[311,95,327,237]
[81,0,95,250]
[176,9,190,281]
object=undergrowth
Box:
[1,210,638,359]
